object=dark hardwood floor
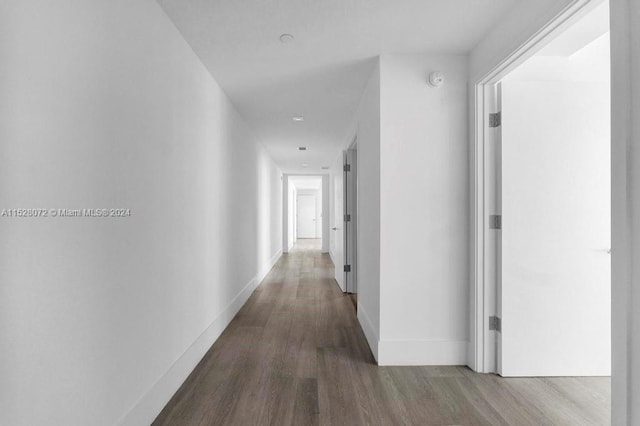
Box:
[153,239,610,425]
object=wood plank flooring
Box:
[153,239,610,425]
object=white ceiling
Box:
[504,33,610,83]
[506,2,609,83]
[157,0,521,173]
[536,1,609,57]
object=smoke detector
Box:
[428,71,444,88]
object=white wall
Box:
[377,54,469,365]
[0,1,282,425]
[343,54,469,365]
[347,62,382,359]
[610,0,640,423]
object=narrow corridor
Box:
[154,240,610,425]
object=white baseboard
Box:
[259,249,283,282]
[328,250,345,292]
[377,339,468,366]
[357,303,379,361]
[117,249,282,426]
[356,303,467,367]
[467,340,476,371]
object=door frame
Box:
[471,0,601,373]
[344,137,358,294]
[283,174,330,253]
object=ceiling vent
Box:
[298,147,307,151]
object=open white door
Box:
[499,79,611,377]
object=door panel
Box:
[500,81,611,376]
[297,195,316,239]
[333,172,345,290]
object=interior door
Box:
[499,79,611,376]
[333,173,345,290]
[297,195,316,239]
[344,144,358,294]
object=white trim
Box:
[467,340,475,369]
[282,173,290,253]
[259,249,284,282]
[471,0,600,373]
[117,249,282,426]
[357,303,379,361]
[378,340,468,366]
[610,0,635,422]
[344,137,358,294]
[471,82,486,372]
[474,0,601,84]
[329,249,346,292]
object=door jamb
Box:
[471,0,600,373]
[344,135,358,294]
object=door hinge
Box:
[344,265,351,272]
[489,316,501,332]
[343,164,351,172]
[489,112,502,128]
[344,214,351,222]
[489,214,502,230]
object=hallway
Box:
[154,241,610,426]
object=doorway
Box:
[283,175,329,252]
[473,0,611,377]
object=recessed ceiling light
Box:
[292,116,304,122]
[279,34,294,44]
[302,163,309,168]
[321,166,330,170]
[298,147,307,151]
